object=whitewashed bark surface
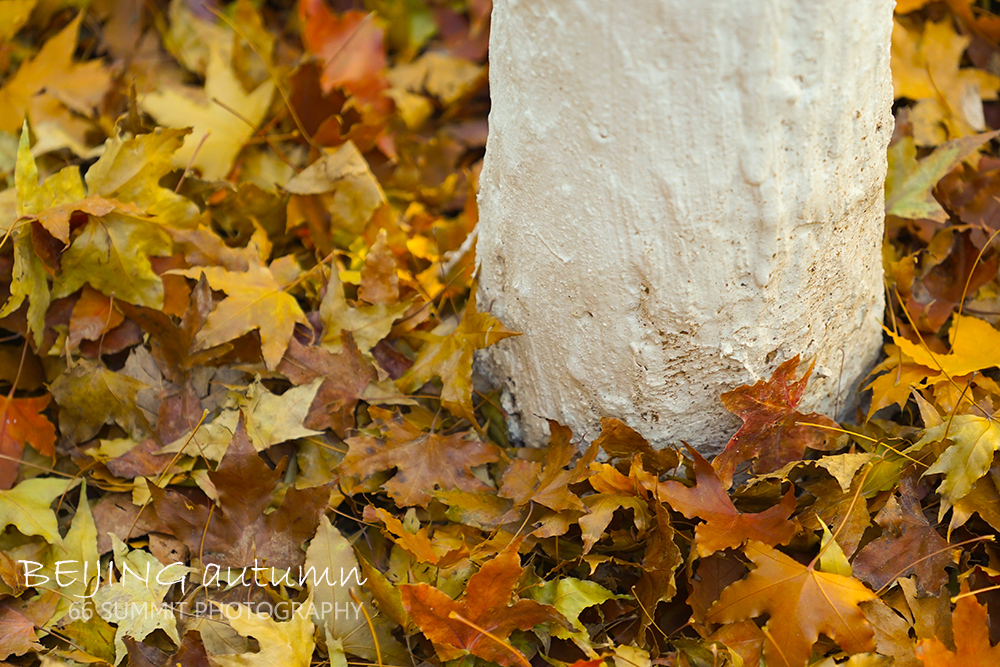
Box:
[476,0,893,454]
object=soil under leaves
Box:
[1,1,1000,666]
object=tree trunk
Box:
[476,0,893,453]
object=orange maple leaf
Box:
[914,582,1000,665]
[643,445,797,557]
[0,394,56,490]
[400,539,566,666]
[706,541,876,667]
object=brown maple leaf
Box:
[706,541,876,667]
[853,480,956,594]
[713,356,839,487]
[278,336,376,437]
[152,414,327,568]
[400,538,567,666]
[642,445,797,557]
[914,581,1000,664]
[340,406,500,507]
[593,417,679,474]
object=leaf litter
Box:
[2,1,1000,666]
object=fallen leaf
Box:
[885,133,998,220]
[499,422,595,512]
[706,541,877,667]
[713,356,839,486]
[400,538,567,666]
[173,257,309,370]
[644,445,797,557]
[152,414,327,568]
[397,290,519,423]
[93,538,182,665]
[304,516,408,667]
[0,14,111,134]
[0,393,55,489]
[341,406,499,507]
[141,45,275,180]
[278,336,376,436]
[299,1,387,100]
[209,596,315,667]
[852,481,956,594]
[914,582,1000,664]
[910,412,1000,518]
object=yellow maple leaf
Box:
[85,128,201,225]
[141,45,275,181]
[0,13,111,135]
[173,255,308,370]
[889,314,1000,378]
[397,292,519,424]
[320,265,410,356]
[210,595,315,667]
[892,18,1000,145]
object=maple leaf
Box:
[54,212,174,309]
[49,360,153,444]
[210,597,316,667]
[84,128,200,224]
[159,377,323,460]
[366,505,469,566]
[892,18,1000,145]
[706,541,877,667]
[593,417,680,474]
[528,577,622,649]
[320,262,410,356]
[499,421,595,512]
[0,14,111,134]
[864,348,935,420]
[885,133,999,221]
[909,413,1000,518]
[634,502,682,640]
[852,481,956,594]
[152,414,328,568]
[0,393,56,490]
[397,291,520,424]
[579,493,649,554]
[643,445,797,557]
[4,125,80,342]
[0,596,50,660]
[278,336,376,436]
[341,406,500,507]
[914,582,1000,664]
[299,1,388,101]
[914,579,1000,667]
[93,539,182,665]
[141,45,275,180]
[400,538,567,666]
[0,476,80,545]
[285,142,390,248]
[173,256,309,370]
[889,314,1000,378]
[305,515,409,666]
[713,356,838,487]
[359,228,400,305]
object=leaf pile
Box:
[4,1,1000,667]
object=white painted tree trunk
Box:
[476,0,893,453]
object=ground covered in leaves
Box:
[1,0,1000,666]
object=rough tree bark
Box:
[476,0,894,453]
